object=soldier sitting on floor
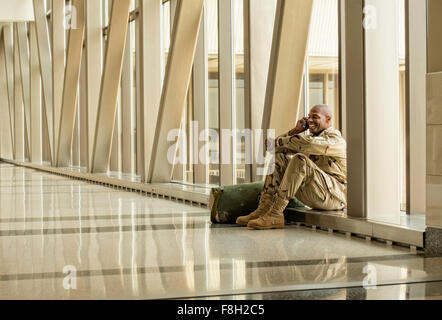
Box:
[237,104,347,230]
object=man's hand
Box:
[288,117,309,136]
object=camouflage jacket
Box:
[275,127,347,185]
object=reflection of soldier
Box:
[237,105,347,230]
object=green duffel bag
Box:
[209,181,306,224]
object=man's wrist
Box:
[277,137,286,147]
[289,128,305,136]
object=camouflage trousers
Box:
[263,153,346,211]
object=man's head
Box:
[308,104,333,135]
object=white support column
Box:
[2,25,15,157]
[109,94,120,172]
[79,49,88,167]
[29,23,42,163]
[135,5,144,178]
[33,0,53,163]
[364,0,401,221]
[341,0,366,218]
[170,0,178,27]
[52,0,65,164]
[72,100,80,166]
[91,0,131,173]
[169,0,184,182]
[85,0,102,169]
[192,4,208,185]
[138,0,163,181]
[218,0,235,186]
[56,0,86,167]
[16,23,31,159]
[408,0,427,214]
[121,21,132,174]
[147,0,204,183]
[261,0,314,137]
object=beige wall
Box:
[427,0,442,229]
[427,0,442,74]
[427,72,442,228]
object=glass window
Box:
[233,0,248,184]
[306,0,340,129]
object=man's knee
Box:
[285,153,309,176]
[291,153,309,166]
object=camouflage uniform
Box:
[263,127,347,211]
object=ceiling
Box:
[0,0,34,22]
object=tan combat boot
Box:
[247,196,289,230]
[236,193,274,226]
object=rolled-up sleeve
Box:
[276,132,346,157]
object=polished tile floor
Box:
[0,163,441,300]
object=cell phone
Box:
[304,121,309,130]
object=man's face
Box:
[308,107,332,135]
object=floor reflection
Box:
[0,164,440,300]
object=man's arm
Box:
[266,117,309,152]
[275,131,346,157]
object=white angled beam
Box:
[147,0,204,183]
[16,23,31,158]
[0,32,14,159]
[261,0,314,137]
[2,25,15,157]
[56,0,86,167]
[244,0,277,182]
[14,34,25,160]
[52,0,65,163]
[135,6,145,178]
[121,21,132,174]
[33,0,53,163]
[91,0,131,173]
[192,4,208,185]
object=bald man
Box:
[237,104,347,230]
